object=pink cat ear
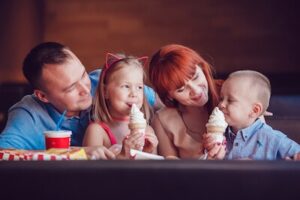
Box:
[105,53,122,69]
[137,56,148,67]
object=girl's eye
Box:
[138,85,143,90]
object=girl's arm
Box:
[151,115,179,158]
[82,123,115,160]
[83,123,106,146]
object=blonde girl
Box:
[83,53,158,159]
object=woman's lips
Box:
[191,93,203,101]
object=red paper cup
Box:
[44,130,72,149]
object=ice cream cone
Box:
[128,104,147,150]
[206,107,228,144]
[128,123,147,130]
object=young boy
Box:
[219,70,300,160]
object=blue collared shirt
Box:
[225,119,300,160]
[0,69,156,150]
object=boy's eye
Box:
[121,84,130,88]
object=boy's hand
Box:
[285,152,300,160]
[207,143,226,160]
[202,133,226,151]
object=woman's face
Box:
[168,65,209,107]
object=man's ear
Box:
[34,89,49,103]
[250,102,263,118]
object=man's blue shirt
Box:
[0,69,156,150]
[225,119,300,160]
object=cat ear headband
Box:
[104,53,148,73]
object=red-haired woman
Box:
[149,44,226,159]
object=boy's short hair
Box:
[228,70,271,113]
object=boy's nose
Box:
[218,101,225,110]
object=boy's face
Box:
[105,64,144,119]
[218,77,257,132]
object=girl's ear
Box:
[250,102,263,118]
[137,56,148,67]
[34,90,49,103]
[106,53,121,69]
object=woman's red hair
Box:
[149,44,220,112]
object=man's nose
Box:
[78,81,90,95]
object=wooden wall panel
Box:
[43,0,299,76]
[0,0,299,83]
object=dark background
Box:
[0,0,299,88]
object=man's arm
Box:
[0,107,44,150]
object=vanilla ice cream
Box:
[205,107,228,143]
[128,104,147,150]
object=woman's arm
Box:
[151,115,179,158]
[143,125,158,154]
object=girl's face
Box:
[168,65,209,107]
[218,77,255,132]
[105,64,144,118]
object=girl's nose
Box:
[129,88,138,97]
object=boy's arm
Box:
[277,134,300,159]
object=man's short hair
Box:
[22,42,71,89]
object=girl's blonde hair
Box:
[93,53,151,123]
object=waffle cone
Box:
[128,123,147,130]
[206,126,226,134]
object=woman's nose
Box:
[188,82,200,97]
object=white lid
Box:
[44,130,72,138]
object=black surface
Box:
[0,160,299,200]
